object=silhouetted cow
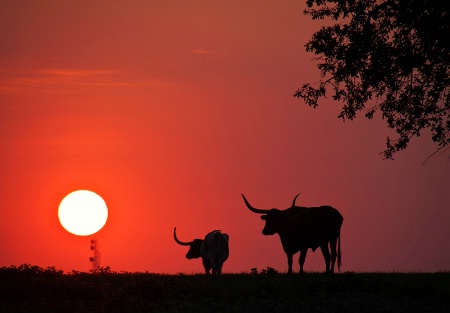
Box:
[242,194,343,274]
[173,227,229,275]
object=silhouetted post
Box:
[89,239,101,272]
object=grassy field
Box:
[1,265,449,313]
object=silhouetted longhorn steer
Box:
[242,194,343,274]
[173,227,229,275]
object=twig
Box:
[421,145,449,165]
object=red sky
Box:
[1,0,449,274]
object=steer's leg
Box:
[287,254,293,275]
[329,237,338,274]
[203,258,211,275]
[213,263,223,275]
[320,244,331,274]
[299,249,308,274]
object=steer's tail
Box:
[216,233,222,273]
[337,232,342,271]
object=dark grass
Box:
[1,265,449,313]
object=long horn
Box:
[241,194,270,214]
[292,193,301,207]
[173,227,192,246]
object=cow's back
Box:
[280,206,343,253]
[201,231,229,272]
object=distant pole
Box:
[89,239,101,272]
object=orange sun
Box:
[58,190,108,236]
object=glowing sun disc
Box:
[58,190,108,236]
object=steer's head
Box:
[242,193,300,236]
[173,227,203,259]
[260,209,283,235]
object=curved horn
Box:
[292,193,301,207]
[241,194,270,214]
[173,227,192,246]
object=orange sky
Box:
[1,0,449,274]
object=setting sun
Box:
[58,190,108,236]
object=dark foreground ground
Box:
[1,265,449,313]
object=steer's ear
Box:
[261,215,267,220]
